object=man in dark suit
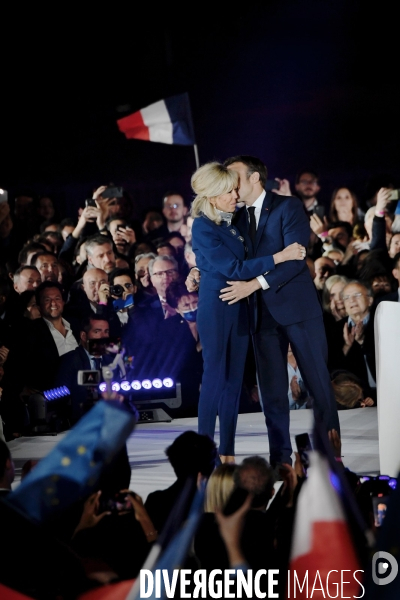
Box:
[220,156,340,467]
[55,316,113,422]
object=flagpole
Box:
[193,144,200,169]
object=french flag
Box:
[117,93,196,146]
[288,451,362,599]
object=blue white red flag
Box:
[117,93,196,146]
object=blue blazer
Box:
[235,192,322,327]
[192,214,278,339]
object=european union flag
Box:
[7,400,136,523]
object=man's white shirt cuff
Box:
[257,275,270,290]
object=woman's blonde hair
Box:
[190,162,239,225]
[204,463,237,513]
[332,373,363,408]
[322,274,349,312]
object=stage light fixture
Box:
[152,378,162,389]
[163,378,174,388]
[43,386,70,401]
[99,382,107,392]
[112,382,120,392]
[120,381,131,391]
[131,380,142,390]
[142,379,152,390]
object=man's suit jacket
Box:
[55,345,114,422]
[235,192,322,328]
[24,318,62,391]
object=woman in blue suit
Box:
[190,162,305,463]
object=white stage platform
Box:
[8,407,379,501]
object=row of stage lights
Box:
[98,378,174,393]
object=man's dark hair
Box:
[223,155,268,188]
[80,315,109,334]
[60,217,75,230]
[358,261,391,286]
[155,241,175,254]
[85,235,114,256]
[165,231,186,245]
[18,242,47,265]
[162,191,186,207]
[30,251,57,267]
[105,216,128,231]
[0,439,11,480]
[39,219,60,234]
[13,265,40,277]
[393,252,400,270]
[35,280,65,305]
[234,455,275,509]
[166,280,195,309]
[328,221,353,239]
[166,431,217,479]
[108,267,134,286]
[295,169,320,185]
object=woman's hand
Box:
[310,214,329,237]
[72,491,111,538]
[185,268,200,292]
[360,397,374,407]
[375,188,392,214]
[219,278,261,304]
[274,242,306,264]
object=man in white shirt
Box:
[39,282,78,356]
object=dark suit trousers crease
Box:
[253,298,340,464]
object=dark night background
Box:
[1,1,399,219]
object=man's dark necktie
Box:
[248,206,257,244]
[93,357,102,371]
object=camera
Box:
[111,284,124,297]
[77,370,101,386]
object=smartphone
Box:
[77,370,101,386]
[85,198,97,208]
[0,189,8,203]
[265,180,279,191]
[389,189,400,201]
[99,492,133,514]
[102,186,123,199]
[116,224,127,232]
[313,205,325,219]
[223,487,249,516]
[295,432,313,471]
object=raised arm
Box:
[192,218,304,281]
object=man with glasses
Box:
[339,280,376,398]
[122,255,179,378]
[294,170,323,214]
[144,192,188,243]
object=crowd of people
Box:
[0,425,394,598]
[0,167,399,598]
[0,170,399,441]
